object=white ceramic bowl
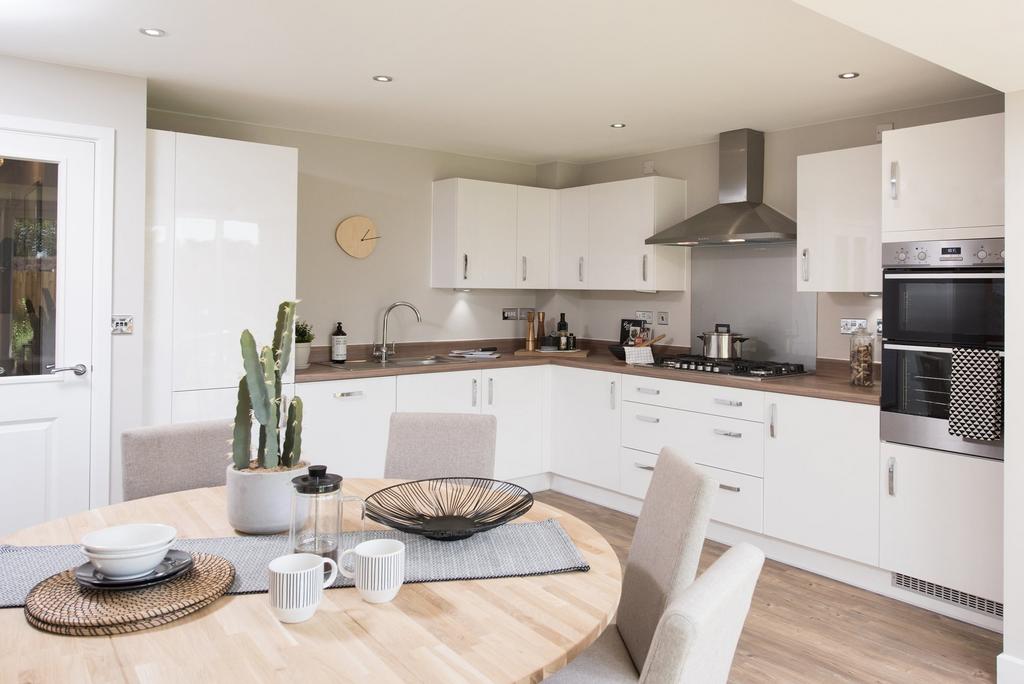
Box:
[81,524,176,555]
[84,543,172,579]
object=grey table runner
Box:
[0,519,589,608]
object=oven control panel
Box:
[883,238,1005,268]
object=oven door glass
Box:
[882,271,1004,346]
[881,344,952,419]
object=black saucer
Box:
[74,550,193,590]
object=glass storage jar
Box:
[850,330,875,387]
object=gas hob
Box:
[659,355,807,379]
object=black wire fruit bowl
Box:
[364,477,534,541]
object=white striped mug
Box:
[339,539,405,603]
[268,552,339,623]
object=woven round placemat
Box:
[25,553,234,635]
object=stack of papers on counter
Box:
[449,350,502,359]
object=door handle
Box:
[635,415,660,423]
[801,248,809,282]
[713,429,742,438]
[488,377,494,405]
[719,484,741,493]
[47,364,88,376]
[463,253,469,280]
[634,463,655,472]
[472,378,478,407]
[890,161,899,200]
[333,390,364,399]
[714,398,742,407]
[610,381,616,409]
[888,457,896,496]
[578,257,584,282]
[642,254,648,282]
[522,256,527,282]
[769,403,777,438]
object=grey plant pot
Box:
[226,464,302,534]
[294,342,311,370]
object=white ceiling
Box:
[793,0,1024,93]
[0,0,996,164]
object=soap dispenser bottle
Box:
[331,322,348,364]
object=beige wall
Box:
[576,93,1005,356]
[148,110,539,346]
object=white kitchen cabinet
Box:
[553,185,589,289]
[169,385,290,424]
[550,366,621,491]
[482,366,546,479]
[396,370,482,413]
[880,443,1003,602]
[697,464,764,533]
[145,130,297,424]
[797,144,882,292]
[431,178,517,289]
[299,377,396,478]
[763,393,879,566]
[621,375,764,423]
[515,186,553,289]
[881,114,1004,237]
[587,177,688,292]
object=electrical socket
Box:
[877,318,883,334]
[635,310,654,324]
[840,318,868,334]
[502,307,519,321]
[518,307,535,320]
[656,311,669,325]
[111,315,134,335]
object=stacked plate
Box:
[78,524,192,590]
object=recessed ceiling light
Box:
[372,75,394,83]
[139,28,166,37]
[610,122,626,129]
[726,238,747,243]
[838,71,860,80]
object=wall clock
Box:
[336,215,379,259]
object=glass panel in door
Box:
[0,157,58,377]
[881,347,952,419]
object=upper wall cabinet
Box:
[552,185,590,288]
[881,113,1004,238]
[516,186,554,289]
[796,144,882,293]
[431,178,518,289]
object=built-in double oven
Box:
[880,238,1005,460]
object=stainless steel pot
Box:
[697,323,749,360]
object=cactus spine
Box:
[231,301,303,469]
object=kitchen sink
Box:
[376,355,455,367]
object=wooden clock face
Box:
[336,216,379,258]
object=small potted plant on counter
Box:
[227,301,306,534]
[294,319,314,370]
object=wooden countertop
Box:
[297,349,880,405]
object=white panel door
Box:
[588,179,653,291]
[549,366,620,490]
[881,113,1004,234]
[515,186,552,289]
[456,180,516,289]
[880,442,1003,601]
[482,366,545,479]
[554,186,589,289]
[0,130,96,536]
[797,144,882,292]
[395,370,482,413]
[172,133,297,392]
[299,377,396,478]
[763,394,880,565]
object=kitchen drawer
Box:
[696,464,763,533]
[620,447,658,499]
[621,402,764,477]
[622,375,763,422]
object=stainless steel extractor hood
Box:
[646,128,796,246]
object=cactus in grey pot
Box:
[231,300,303,470]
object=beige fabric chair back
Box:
[617,447,717,670]
[639,543,765,684]
[384,412,497,480]
[121,420,231,501]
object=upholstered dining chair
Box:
[121,420,232,501]
[384,412,497,480]
[548,447,729,682]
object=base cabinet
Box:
[299,377,396,478]
[396,370,481,413]
[763,393,879,566]
[550,366,621,491]
[879,442,1003,602]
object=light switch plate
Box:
[518,307,535,320]
[656,311,669,325]
[635,310,654,324]
[840,318,868,334]
[877,318,883,334]
[502,308,519,321]
[111,315,134,335]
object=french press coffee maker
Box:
[289,465,365,563]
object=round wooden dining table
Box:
[1,479,622,683]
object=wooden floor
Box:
[536,491,1001,683]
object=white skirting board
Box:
[548,475,1003,633]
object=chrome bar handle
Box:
[714,398,742,407]
[888,457,896,496]
[801,248,809,282]
[463,253,469,280]
[578,257,584,282]
[522,256,527,282]
[333,390,365,399]
[636,387,660,395]
[610,381,616,409]
[719,484,741,493]
[890,161,899,200]
[488,377,494,405]
[713,429,742,438]
[634,463,655,472]
[635,415,660,424]
[642,254,648,282]
[47,364,88,376]
[471,378,478,407]
[769,402,777,438]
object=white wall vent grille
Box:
[892,573,1003,618]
